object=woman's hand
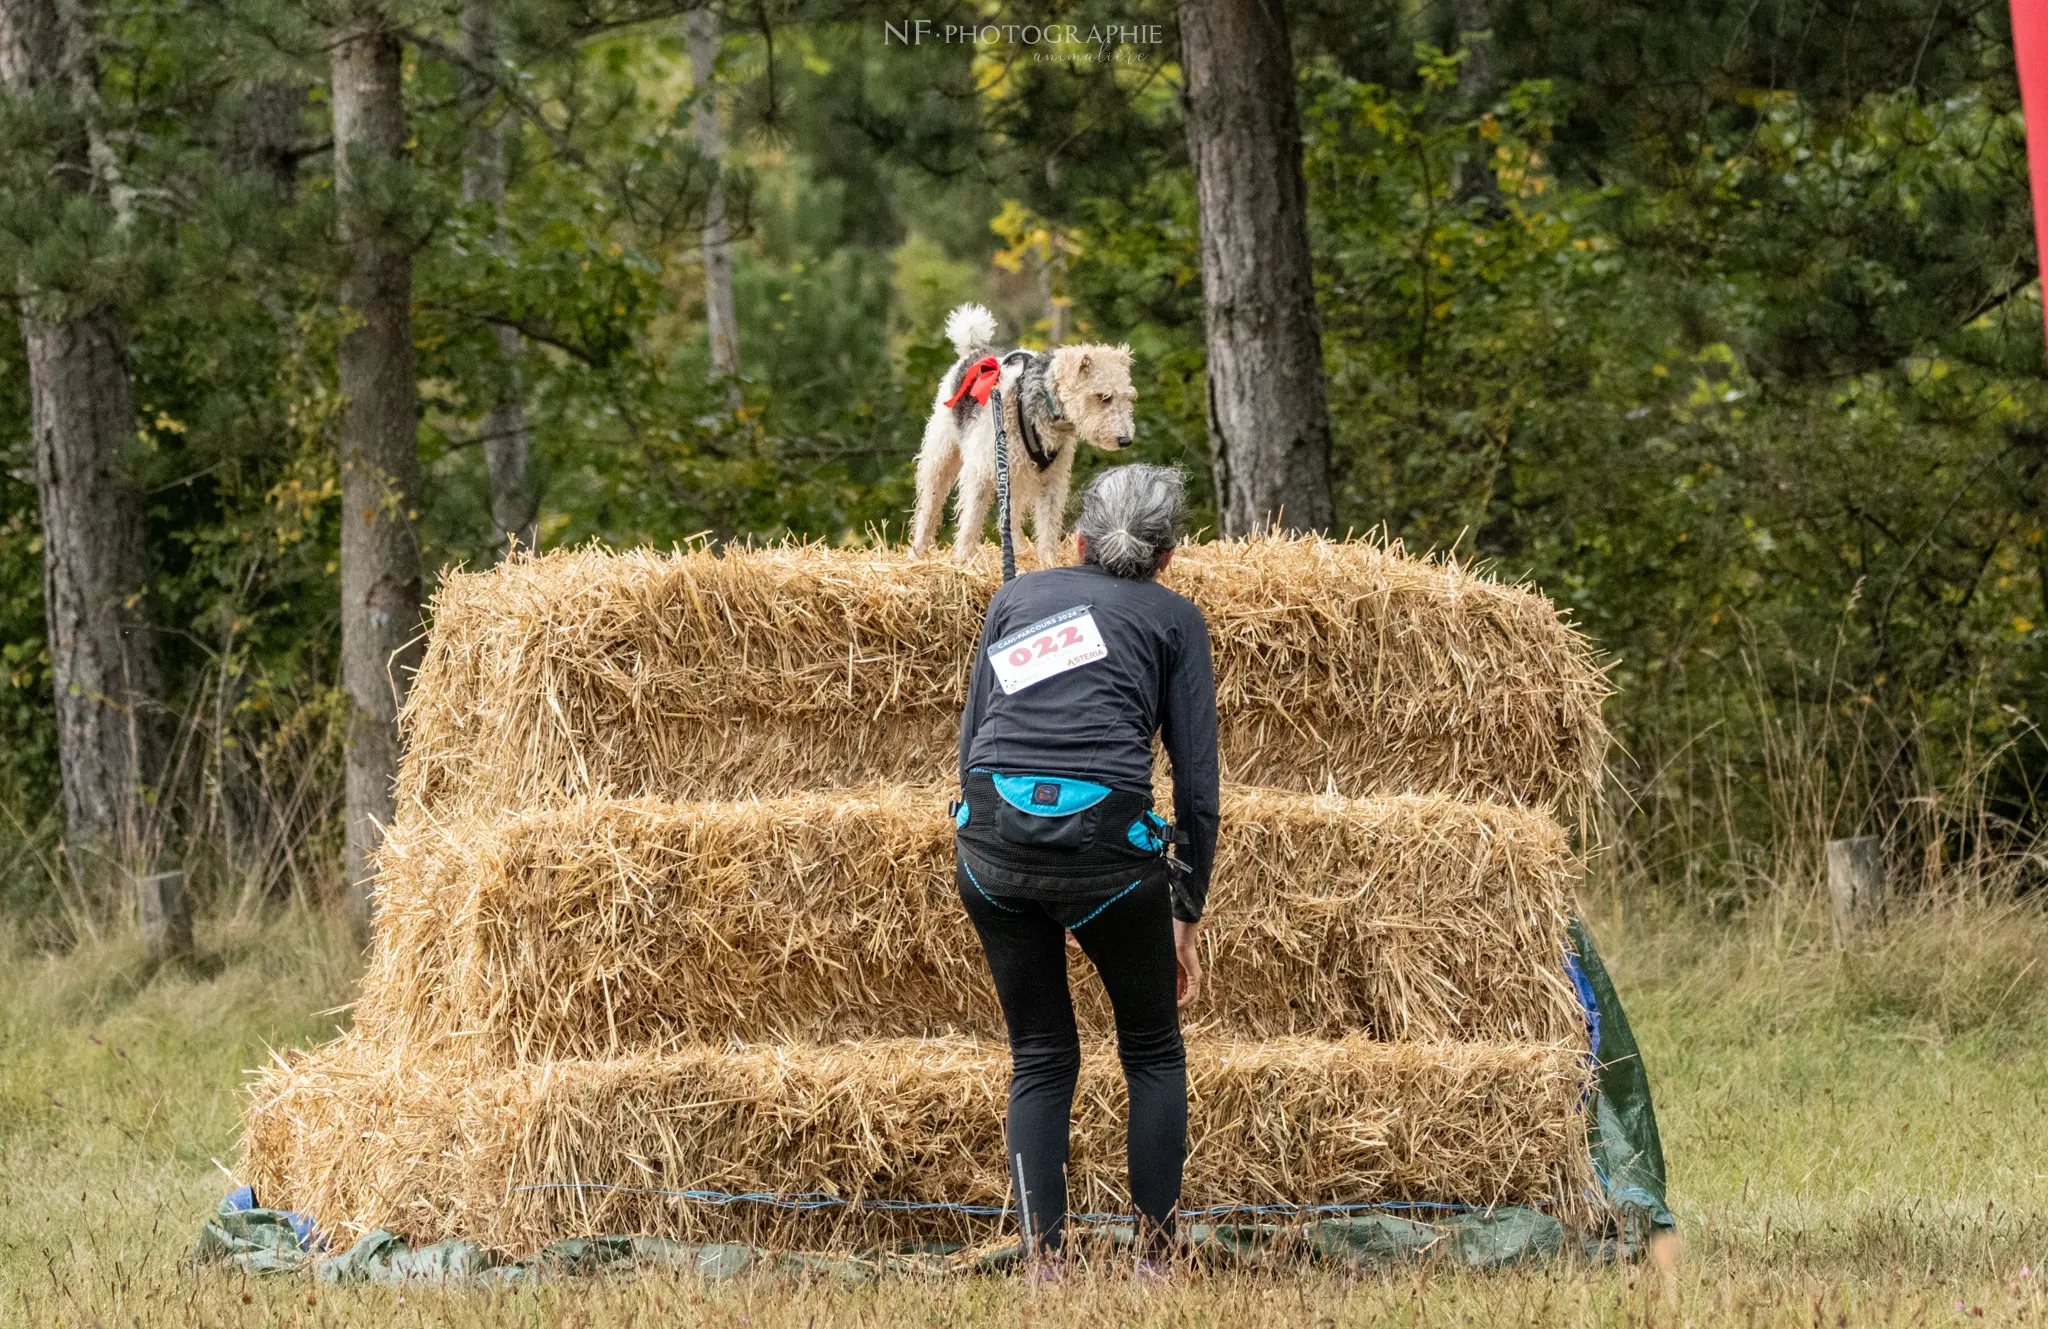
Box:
[1173,918,1203,1007]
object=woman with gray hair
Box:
[951,463,1221,1280]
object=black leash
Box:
[989,385,1017,584]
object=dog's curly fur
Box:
[908,304,1136,564]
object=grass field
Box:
[1,894,2043,1326]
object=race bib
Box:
[988,606,1108,695]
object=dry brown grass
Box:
[15,900,2048,1325]
[354,787,1584,1055]
[395,538,1609,818]
[242,1033,1594,1256]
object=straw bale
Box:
[395,538,1608,818]
[352,787,1584,1055]
[244,1034,1594,1255]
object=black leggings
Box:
[957,863,1188,1256]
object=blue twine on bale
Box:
[505,1182,1499,1224]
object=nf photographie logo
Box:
[881,19,1164,47]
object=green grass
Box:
[1,898,2044,1326]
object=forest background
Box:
[4,0,2046,928]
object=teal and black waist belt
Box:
[951,769,1175,902]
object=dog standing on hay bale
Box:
[908,303,1137,565]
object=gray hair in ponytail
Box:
[1076,464,1187,580]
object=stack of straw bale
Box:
[355,789,1585,1053]
[396,540,1608,815]
[247,1036,1592,1251]
[242,537,1612,1255]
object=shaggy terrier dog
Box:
[908,303,1136,564]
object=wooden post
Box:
[1826,836,1884,944]
[136,869,191,961]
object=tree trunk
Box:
[331,8,424,928]
[1451,0,1502,207]
[1042,236,1071,344]
[1,0,163,888]
[1453,0,1496,95]
[689,6,742,404]
[461,0,539,559]
[22,317,160,880]
[1176,0,1334,536]
[233,81,309,193]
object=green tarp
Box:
[1571,915,1676,1240]
[193,915,1671,1282]
[189,1210,1632,1284]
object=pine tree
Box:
[0,0,164,886]
[330,0,424,927]
[1177,0,1334,534]
[461,0,539,559]
[689,4,741,407]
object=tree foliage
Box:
[2,0,2044,913]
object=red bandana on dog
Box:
[942,356,1002,408]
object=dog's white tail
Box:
[943,303,999,357]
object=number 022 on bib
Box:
[988,606,1108,695]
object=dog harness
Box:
[943,353,1065,474]
[1005,351,1063,473]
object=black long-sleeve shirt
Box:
[957,563,1221,920]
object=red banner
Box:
[2015,0,2048,343]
